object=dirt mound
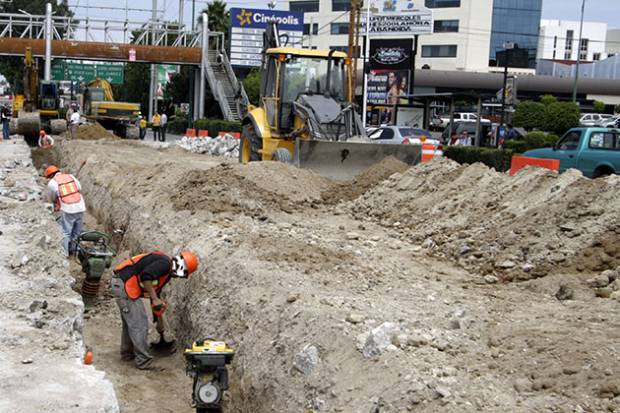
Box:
[71,122,119,140]
[322,156,409,204]
[171,161,331,216]
[351,159,620,280]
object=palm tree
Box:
[198,1,230,46]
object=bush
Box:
[505,131,559,154]
[540,95,558,105]
[543,101,580,135]
[167,116,188,134]
[194,118,242,136]
[444,146,514,172]
[513,101,545,130]
[593,100,606,113]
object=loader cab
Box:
[261,48,350,133]
[38,81,60,115]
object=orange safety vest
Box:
[53,173,82,205]
[112,251,171,300]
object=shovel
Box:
[151,307,176,353]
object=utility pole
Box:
[361,0,371,127]
[572,0,586,102]
[179,0,184,26]
[149,0,157,121]
[347,0,360,97]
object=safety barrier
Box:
[421,143,443,163]
[198,130,209,137]
[509,156,560,176]
[218,131,240,139]
[185,128,196,138]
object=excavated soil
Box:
[351,158,620,280]
[321,156,409,204]
[172,162,331,216]
[45,139,620,413]
[63,122,119,141]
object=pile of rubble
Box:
[350,159,620,280]
[176,135,239,158]
[0,138,118,413]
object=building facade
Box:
[489,0,542,68]
[538,19,608,62]
[607,29,620,56]
[284,0,541,72]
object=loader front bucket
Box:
[294,139,422,181]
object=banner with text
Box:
[229,7,304,67]
[370,38,413,70]
[362,1,433,37]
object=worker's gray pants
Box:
[59,211,83,257]
[110,277,153,369]
[70,124,78,140]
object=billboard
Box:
[229,8,304,67]
[369,38,413,70]
[156,64,179,99]
[367,69,409,105]
[362,1,433,37]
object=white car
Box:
[436,112,491,129]
[580,113,613,127]
[368,126,443,155]
[597,115,620,128]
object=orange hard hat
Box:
[179,251,199,275]
[44,165,60,178]
[40,130,46,136]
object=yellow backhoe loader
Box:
[82,78,141,138]
[16,47,67,145]
[239,22,421,180]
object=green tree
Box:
[513,101,546,131]
[164,66,193,104]
[592,100,606,113]
[540,95,558,105]
[198,1,230,46]
[243,69,260,106]
[543,102,580,135]
[0,0,74,93]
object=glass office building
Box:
[489,0,542,68]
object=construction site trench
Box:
[29,136,620,412]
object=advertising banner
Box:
[362,0,433,37]
[229,8,304,67]
[156,64,179,99]
[367,69,409,105]
[369,38,413,70]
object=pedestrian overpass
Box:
[0,10,247,121]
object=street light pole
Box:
[572,0,586,102]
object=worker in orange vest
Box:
[38,130,54,148]
[110,250,199,370]
[44,165,85,256]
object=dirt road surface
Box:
[30,137,620,412]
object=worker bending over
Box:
[38,130,54,148]
[110,250,198,370]
[44,165,85,256]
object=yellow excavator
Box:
[239,22,421,181]
[16,47,66,145]
[82,78,141,138]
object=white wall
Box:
[284,0,493,72]
[538,19,608,61]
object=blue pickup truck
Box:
[523,127,620,178]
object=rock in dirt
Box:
[293,344,320,375]
[598,380,620,398]
[587,273,610,288]
[555,284,574,301]
[346,312,365,324]
[360,322,400,358]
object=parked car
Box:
[598,115,620,128]
[435,112,491,129]
[523,127,620,178]
[579,113,613,127]
[368,126,442,154]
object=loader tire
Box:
[272,148,292,163]
[240,124,261,163]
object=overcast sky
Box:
[69,0,619,29]
[542,0,619,27]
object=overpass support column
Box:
[198,13,208,119]
[44,2,52,81]
[193,69,201,121]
